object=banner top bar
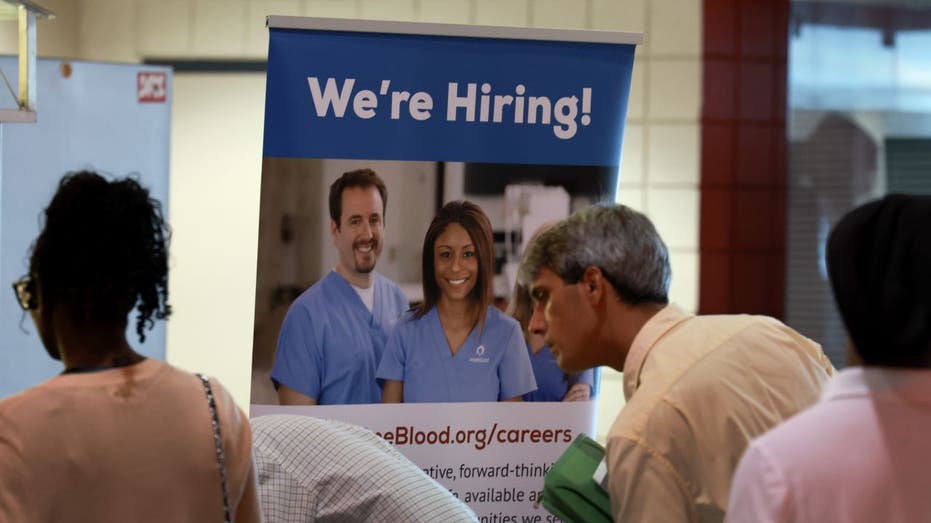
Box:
[266,16,643,45]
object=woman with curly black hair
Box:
[0,171,260,522]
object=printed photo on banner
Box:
[250,157,612,408]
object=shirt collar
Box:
[622,303,693,399]
[822,366,931,406]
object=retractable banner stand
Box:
[253,16,639,521]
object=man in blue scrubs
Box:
[271,169,409,405]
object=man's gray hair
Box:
[518,203,671,305]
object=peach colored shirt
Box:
[0,359,260,523]
[607,304,834,523]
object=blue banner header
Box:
[264,26,636,166]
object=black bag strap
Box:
[197,373,232,523]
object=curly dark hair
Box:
[29,171,171,342]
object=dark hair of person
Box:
[29,171,171,342]
[827,193,931,368]
[506,282,534,335]
[328,168,388,227]
[416,200,495,320]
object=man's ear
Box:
[580,265,607,305]
[330,219,339,241]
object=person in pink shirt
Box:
[728,194,931,523]
[0,171,260,522]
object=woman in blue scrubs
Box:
[507,282,593,402]
[377,201,536,403]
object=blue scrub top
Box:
[271,270,408,404]
[522,344,594,402]
[376,306,537,403]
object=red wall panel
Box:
[700,0,789,317]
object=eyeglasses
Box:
[12,275,37,311]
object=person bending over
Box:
[519,203,834,522]
[252,414,477,521]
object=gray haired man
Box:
[519,203,834,523]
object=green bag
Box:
[540,433,612,523]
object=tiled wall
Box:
[3,1,703,439]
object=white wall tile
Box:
[619,123,644,185]
[475,0,528,26]
[302,0,360,17]
[168,73,267,409]
[193,1,247,57]
[647,124,699,185]
[360,0,416,21]
[626,59,646,120]
[246,1,302,57]
[668,249,698,312]
[647,59,700,119]
[419,0,472,24]
[648,0,701,56]
[531,0,587,29]
[601,367,623,382]
[591,0,645,33]
[0,21,16,55]
[136,0,192,57]
[253,0,302,19]
[645,187,699,249]
[616,187,644,212]
[80,0,137,62]
[35,0,81,58]
[595,371,625,443]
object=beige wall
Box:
[2,0,702,441]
